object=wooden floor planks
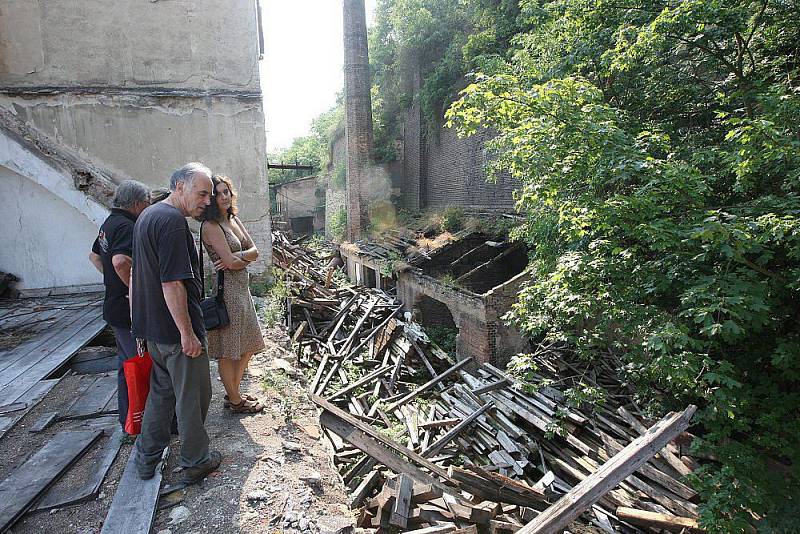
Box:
[63,374,118,420]
[0,429,103,532]
[0,379,59,439]
[0,307,104,408]
[33,427,123,511]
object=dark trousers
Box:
[135,340,212,471]
[111,326,137,429]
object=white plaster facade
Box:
[1,128,107,289]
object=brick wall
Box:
[422,124,518,212]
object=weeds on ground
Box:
[261,370,298,422]
[252,267,293,328]
[441,207,465,233]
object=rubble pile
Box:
[272,231,702,533]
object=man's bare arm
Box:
[111,254,132,287]
[89,251,103,273]
[162,280,202,357]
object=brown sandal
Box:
[223,393,259,408]
[229,398,264,414]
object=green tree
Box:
[447,0,800,530]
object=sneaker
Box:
[180,451,222,485]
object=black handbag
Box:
[199,222,230,331]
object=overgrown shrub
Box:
[328,207,347,241]
[441,207,465,232]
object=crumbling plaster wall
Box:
[0,0,272,270]
[1,127,107,289]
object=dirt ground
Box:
[1,327,355,534]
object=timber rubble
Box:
[272,231,703,534]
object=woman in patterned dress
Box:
[200,175,266,413]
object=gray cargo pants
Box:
[134,340,212,473]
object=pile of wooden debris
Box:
[272,231,703,533]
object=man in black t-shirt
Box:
[131,162,221,484]
[89,180,150,432]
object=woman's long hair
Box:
[201,174,238,221]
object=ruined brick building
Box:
[0,0,271,292]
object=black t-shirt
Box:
[130,202,205,344]
[92,208,136,328]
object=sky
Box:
[261,0,377,154]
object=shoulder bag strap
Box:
[199,221,206,299]
[215,222,225,302]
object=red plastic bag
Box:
[123,340,153,435]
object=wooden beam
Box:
[615,507,705,533]
[422,401,494,458]
[327,364,393,401]
[319,410,446,490]
[34,427,123,511]
[386,358,472,413]
[390,473,414,528]
[315,395,456,484]
[517,405,696,534]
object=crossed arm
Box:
[202,218,259,271]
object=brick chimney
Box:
[343,0,374,241]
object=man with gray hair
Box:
[89,179,151,432]
[131,162,221,484]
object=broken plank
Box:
[386,357,472,412]
[101,447,169,534]
[34,427,124,511]
[517,405,697,534]
[0,402,26,415]
[320,409,447,490]
[390,473,414,528]
[617,406,692,478]
[0,429,103,532]
[29,411,59,433]
[63,374,117,419]
[404,524,457,534]
[350,469,383,508]
[616,506,705,533]
[327,364,392,401]
[314,395,456,485]
[423,401,494,458]
[0,379,59,439]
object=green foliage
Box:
[441,206,465,232]
[426,325,457,356]
[269,101,344,186]
[446,0,800,529]
[369,0,529,129]
[328,207,347,242]
[379,250,403,278]
[261,370,298,422]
